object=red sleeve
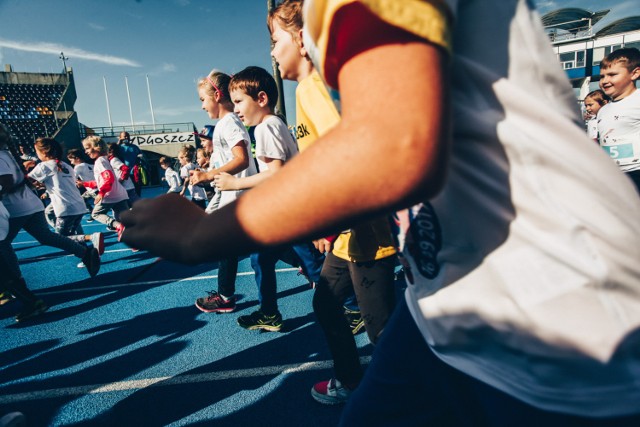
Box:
[324,3,423,89]
[98,170,115,196]
[120,164,130,181]
[83,180,97,189]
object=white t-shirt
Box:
[109,156,135,191]
[0,149,42,218]
[93,156,128,204]
[28,159,86,217]
[73,163,94,182]
[180,162,207,201]
[210,113,257,208]
[0,200,10,240]
[165,167,182,193]
[305,0,640,417]
[254,115,298,172]
[597,89,640,172]
[586,117,598,140]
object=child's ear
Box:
[297,29,307,56]
[631,66,640,81]
[258,91,270,107]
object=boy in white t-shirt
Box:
[597,47,640,192]
[214,66,299,331]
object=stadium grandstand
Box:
[0,64,201,185]
[542,8,640,100]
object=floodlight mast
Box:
[268,0,287,120]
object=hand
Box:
[313,238,333,254]
[213,172,236,191]
[94,194,103,204]
[189,169,209,186]
[120,193,208,264]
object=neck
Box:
[296,61,315,82]
[614,86,637,102]
[218,102,234,119]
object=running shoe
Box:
[82,247,101,278]
[311,378,353,405]
[195,291,236,313]
[237,310,283,332]
[344,308,365,335]
[77,262,85,268]
[90,232,104,255]
[15,299,48,322]
[0,292,15,306]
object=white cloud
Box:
[0,38,141,67]
[88,23,105,31]
[162,63,177,72]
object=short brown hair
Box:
[268,0,303,39]
[600,47,640,72]
[228,66,278,111]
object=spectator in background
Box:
[117,131,143,196]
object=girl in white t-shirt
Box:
[107,143,140,206]
[27,138,104,255]
[0,125,100,282]
[67,148,96,219]
[178,145,207,210]
[584,89,610,142]
[81,136,129,232]
[190,70,257,313]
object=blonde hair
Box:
[82,135,107,155]
[268,0,304,43]
[197,70,232,102]
[178,144,196,162]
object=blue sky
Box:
[0,0,634,131]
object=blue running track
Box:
[0,187,402,426]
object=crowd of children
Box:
[4,0,640,424]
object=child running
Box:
[121,0,640,424]
[0,125,100,280]
[178,145,207,210]
[67,148,96,221]
[213,66,299,331]
[107,143,140,206]
[597,47,640,192]
[27,137,104,256]
[268,0,397,403]
[189,70,258,314]
[583,89,610,142]
[81,136,129,232]
[159,156,182,194]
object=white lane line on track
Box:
[37,267,300,295]
[0,356,371,404]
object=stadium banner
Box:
[131,132,196,146]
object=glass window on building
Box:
[559,50,586,69]
[593,45,623,65]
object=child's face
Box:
[68,156,80,165]
[270,21,303,81]
[196,152,206,166]
[83,144,99,159]
[600,63,640,101]
[231,89,266,126]
[178,153,188,166]
[199,87,219,120]
[160,163,168,170]
[584,98,602,116]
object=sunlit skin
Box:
[584,98,604,117]
[599,62,640,101]
[269,20,313,83]
[230,89,269,127]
